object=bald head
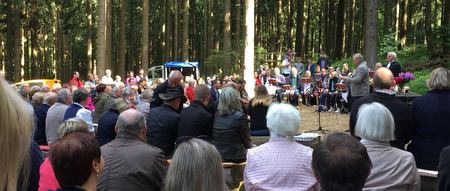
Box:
[373,68,395,90]
[115,109,147,139]
[168,70,183,88]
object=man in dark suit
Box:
[350,68,413,150]
[438,145,450,191]
[64,88,90,120]
[33,92,57,145]
[147,88,183,157]
[207,79,221,115]
[383,52,402,77]
[178,85,213,141]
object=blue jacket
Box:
[96,109,119,146]
[407,89,450,170]
[63,103,83,120]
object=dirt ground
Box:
[297,105,350,135]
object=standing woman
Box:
[248,85,272,136]
[213,87,253,162]
[0,79,42,191]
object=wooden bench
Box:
[418,168,438,191]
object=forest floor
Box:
[298,105,350,134]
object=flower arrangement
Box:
[394,72,415,92]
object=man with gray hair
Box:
[177,85,213,139]
[384,51,402,77]
[350,67,413,150]
[150,70,186,110]
[33,92,57,145]
[340,53,370,105]
[136,89,153,117]
[46,88,73,144]
[104,84,124,110]
[98,109,167,191]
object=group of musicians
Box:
[256,55,354,114]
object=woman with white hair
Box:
[407,67,450,170]
[356,102,420,191]
[244,103,319,191]
[213,87,253,163]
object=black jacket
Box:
[350,92,413,150]
[438,145,450,191]
[150,80,185,109]
[34,103,51,145]
[248,99,269,132]
[384,60,402,77]
[96,108,119,146]
[213,111,252,163]
[178,101,214,138]
[147,104,180,157]
[407,89,450,170]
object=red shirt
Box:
[69,77,83,88]
[186,86,195,103]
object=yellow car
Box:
[15,79,62,90]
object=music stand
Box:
[307,103,330,134]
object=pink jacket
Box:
[38,158,59,191]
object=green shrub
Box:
[406,69,430,95]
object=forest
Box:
[0,0,449,83]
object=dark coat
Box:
[18,141,43,191]
[34,103,51,145]
[350,92,414,150]
[94,92,110,122]
[213,111,253,163]
[407,89,450,170]
[150,80,185,109]
[248,99,270,132]
[96,108,119,146]
[438,145,450,191]
[97,133,167,191]
[384,60,402,77]
[146,104,180,157]
[178,101,214,138]
[207,87,220,116]
[63,103,83,120]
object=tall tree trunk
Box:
[174,0,179,60]
[86,0,94,75]
[142,0,149,72]
[345,0,355,57]
[304,0,311,58]
[223,0,232,75]
[97,0,107,77]
[398,0,408,49]
[425,0,434,57]
[383,0,392,35]
[182,0,190,61]
[235,0,242,48]
[118,0,126,77]
[334,0,344,59]
[106,0,112,73]
[295,0,304,56]
[442,0,450,25]
[364,0,377,69]
[244,0,255,98]
[6,0,22,82]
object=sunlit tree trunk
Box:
[86,0,93,75]
[182,0,190,62]
[364,0,377,69]
[97,0,107,76]
[244,0,255,98]
[223,0,232,75]
[142,0,149,72]
[398,0,408,49]
[118,0,126,77]
[6,0,21,82]
[425,0,434,57]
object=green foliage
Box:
[332,57,354,69]
[396,45,429,70]
[406,69,430,95]
[255,46,268,67]
[204,49,240,76]
[378,32,399,59]
[434,24,450,52]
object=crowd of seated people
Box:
[1,61,449,191]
